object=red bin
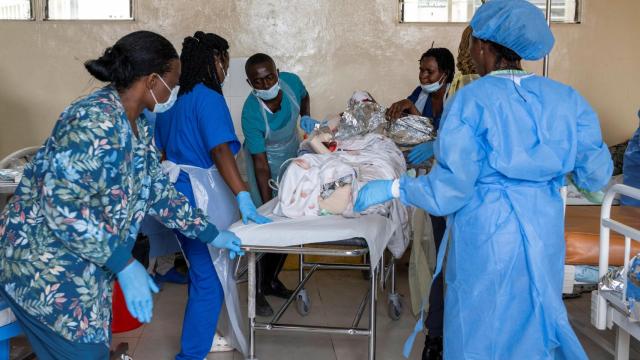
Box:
[111,280,142,333]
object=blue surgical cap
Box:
[470,0,555,61]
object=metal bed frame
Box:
[592,184,640,360]
[241,239,403,360]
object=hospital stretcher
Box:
[592,184,640,360]
[231,201,404,360]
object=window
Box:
[400,0,580,24]
[46,0,132,20]
[0,0,33,20]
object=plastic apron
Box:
[162,162,248,356]
[245,82,301,205]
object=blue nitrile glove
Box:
[354,180,395,213]
[211,230,245,259]
[300,115,320,134]
[237,191,272,224]
[116,260,160,324]
[408,141,435,165]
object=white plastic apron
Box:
[162,161,248,356]
[245,82,301,205]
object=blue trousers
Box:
[175,231,224,360]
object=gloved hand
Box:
[300,115,320,134]
[408,141,435,165]
[579,188,605,204]
[116,260,160,324]
[568,174,605,204]
[237,191,272,224]
[354,180,395,213]
[211,230,245,259]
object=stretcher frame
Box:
[592,184,640,360]
[242,240,402,360]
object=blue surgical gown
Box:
[399,73,612,359]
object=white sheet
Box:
[230,200,396,270]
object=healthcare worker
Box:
[386,47,455,359]
[0,31,242,360]
[154,31,269,359]
[241,53,316,316]
[418,28,481,360]
[386,47,455,166]
[355,1,613,358]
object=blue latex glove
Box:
[116,260,159,324]
[408,141,435,165]
[237,191,272,224]
[354,180,395,213]
[211,230,245,259]
[300,115,320,134]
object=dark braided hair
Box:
[178,31,229,96]
[420,47,456,84]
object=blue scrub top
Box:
[408,86,442,130]
[241,72,307,154]
[155,83,241,202]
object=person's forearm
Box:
[211,143,247,195]
[300,94,310,117]
[252,154,274,203]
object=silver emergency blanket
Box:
[335,101,387,140]
[599,256,640,321]
[387,115,436,146]
[599,266,626,294]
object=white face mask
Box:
[421,74,446,94]
[216,61,228,88]
[253,81,280,101]
[150,74,179,113]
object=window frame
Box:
[0,0,36,21]
[43,0,135,21]
[398,0,582,24]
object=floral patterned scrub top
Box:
[0,86,218,344]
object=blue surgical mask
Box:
[253,81,280,101]
[150,75,179,113]
[421,75,446,94]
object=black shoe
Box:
[256,292,274,317]
[263,279,294,299]
[421,335,442,360]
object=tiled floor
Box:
[8,259,640,360]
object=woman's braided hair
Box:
[178,31,229,96]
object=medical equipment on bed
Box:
[592,184,640,359]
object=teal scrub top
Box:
[241,72,307,154]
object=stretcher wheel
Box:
[296,290,311,316]
[388,294,403,321]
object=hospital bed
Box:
[231,200,404,360]
[563,205,640,295]
[592,184,640,360]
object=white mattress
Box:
[230,200,396,270]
